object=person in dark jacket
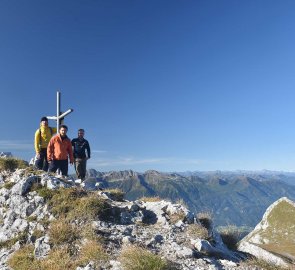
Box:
[71,129,91,181]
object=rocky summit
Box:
[0,166,294,269]
[238,197,295,268]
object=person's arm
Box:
[86,141,91,159]
[47,137,54,162]
[34,129,41,155]
[68,140,74,164]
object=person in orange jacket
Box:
[47,125,74,176]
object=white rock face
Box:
[239,241,288,267]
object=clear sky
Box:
[1,0,295,172]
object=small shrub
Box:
[197,212,213,230]
[35,186,56,201]
[119,245,168,270]
[105,188,125,201]
[49,219,80,246]
[27,215,38,223]
[0,157,28,172]
[218,225,243,250]
[48,188,87,217]
[80,224,102,242]
[2,181,15,189]
[71,194,111,221]
[0,230,28,249]
[186,223,210,240]
[39,247,75,270]
[140,196,161,202]
[77,240,108,267]
[168,211,186,224]
[7,245,40,270]
[175,198,188,208]
[39,217,50,229]
[31,229,45,241]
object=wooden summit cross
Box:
[47,91,73,130]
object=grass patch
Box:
[80,224,102,242]
[48,188,86,217]
[77,240,108,267]
[104,188,125,201]
[0,157,28,172]
[39,247,75,270]
[2,181,15,189]
[49,219,80,246]
[168,211,186,224]
[69,193,111,221]
[31,229,45,241]
[197,211,213,230]
[27,215,38,223]
[175,198,188,208]
[31,183,57,201]
[41,187,111,222]
[39,217,50,229]
[0,230,28,249]
[243,258,289,270]
[186,223,210,240]
[7,245,39,270]
[140,196,161,202]
[218,225,243,250]
[119,245,169,270]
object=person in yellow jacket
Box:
[34,117,57,171]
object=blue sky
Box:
[1,0,295,172]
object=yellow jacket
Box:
[34,125,57,153]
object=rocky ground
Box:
[0,167,290,270]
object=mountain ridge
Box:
[87,169,295,227]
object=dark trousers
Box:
[48,159,68,176]
[35,148,49,171]
[74,158,87,180]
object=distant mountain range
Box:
[87,169,295,228]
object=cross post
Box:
[46,91,73,130]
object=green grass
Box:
[77,240,108,267]
[0,157,28,172]
[104,188,125,201]
[186,223,210,240]
[48,218,80,246]
[0,230,28,249]
[7,245,38,270]
[119,245,169,270]
[2,181,16,189]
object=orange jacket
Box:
[47,134,74,163]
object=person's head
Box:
[59,125,68,137]
[78,128,85,139]
[40,117,48,126]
